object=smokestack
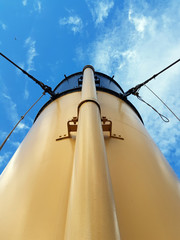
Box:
[0,66,180,240]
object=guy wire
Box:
[135,92,169,122]
[0,92,45,151]
[144,85,180,121]
[124,58,180,97]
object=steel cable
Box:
[135,91,169,122]
[0,92,45,151]
[144,85,180,121]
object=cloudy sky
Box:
[0,0,180,178]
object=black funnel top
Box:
[53,71,124,97]
[34,71,143,123]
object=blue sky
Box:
[0,0,180,178]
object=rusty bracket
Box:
[56,116,124,141]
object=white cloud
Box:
[2,93,19,123]
[22,0,27,6]
[80,0,180,175]
[1,92,29,131]
[34,1,42,13]
[23,81,29,100]
[0,130,7,140]
[25,37,38,72]
[86,25,136,76]
[22,0,42,13]
[0,21,7,30]
[16,63,25,75]
[0,152,12,167]
[17,122,29,130]
[128,9,149,33]
[59,15,83,33]
[24,87,29,100]
[11,141,21,148]
[86,0,114,24]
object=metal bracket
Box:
[78,76,83,86]
[56,117,78,141]
[101,116,124,140]
[95,76,100,86]
[56,116,124,141]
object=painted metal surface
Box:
[0,66,180,240]
[99,91,180,240]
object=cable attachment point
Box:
[0,52,56,98]
[124,58,180,97]
[43,85,56,98]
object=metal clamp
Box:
[77,99,101,116]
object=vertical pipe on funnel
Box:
[64,66,121,240]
